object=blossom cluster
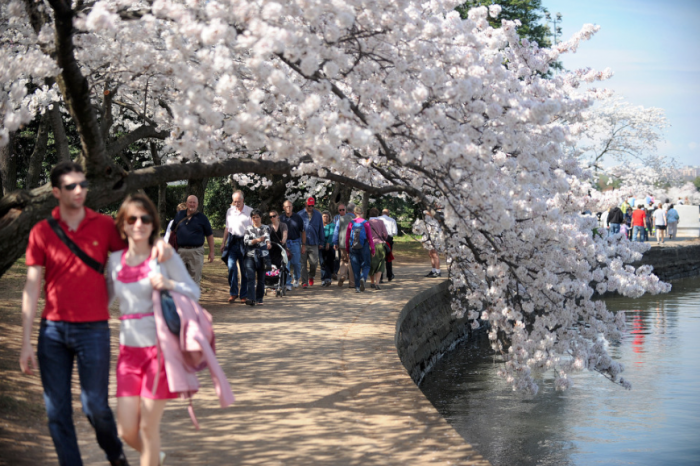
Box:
[1,0,673,392]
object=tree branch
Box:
[107,125,169,158]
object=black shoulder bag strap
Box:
[47,218,105,274]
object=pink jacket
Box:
[152,290,235,418]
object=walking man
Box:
[378,208,398,281]
[280,200,306,290]
[297,197,325,288]
[221,190,252,303]
[333,203,356,289]
[631,204,646,242]
[173,195,215,286]
[20,162,133,465]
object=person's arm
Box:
[20,266,42,375]
[207,234,215,262]
[333,221,340,248]
[265,226,272,249]
[318,214,325,249]
[280,223,288,244]
[301,230,307,255]
[345,222,351,250]
[153,254,201,302]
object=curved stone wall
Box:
[395,280,473,385]
[396,242,700,385]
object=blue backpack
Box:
[350,220,367,249]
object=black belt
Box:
[179,245,203,249]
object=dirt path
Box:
[0,243,490,465]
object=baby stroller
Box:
[264,242,289,297]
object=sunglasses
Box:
[126,215,154,225]
[62,181,89,191]
[338,208,346,211]
[270,214,277,218]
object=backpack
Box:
[350,220,367,249]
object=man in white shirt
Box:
[221,190,252,303]
[379,209,399,281]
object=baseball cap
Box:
[307,197,316,206]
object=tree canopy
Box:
[0,0,671,393]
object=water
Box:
[420,276,700,466]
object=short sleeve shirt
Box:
[174,211,213,247]
[652,209,666,226]
[280,212,305,241]
[25,207,127,322]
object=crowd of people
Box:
[19,162,414,465]
[199,192,402,301]
[600,195,683,244]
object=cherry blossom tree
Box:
[574,95,668,171]
[0,0,671,392]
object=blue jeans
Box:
[349,243,371,289]
[609,223,620,235]
[227,237,248,299]
[632,225,645,242]
[244,255,266,303]
[286,239,302,286]
[37,320,123,466]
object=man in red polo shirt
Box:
[19,161,170,466]
[631,204,647,242]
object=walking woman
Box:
[107,194,200,466]
[244,209,272,306]
[652,202,667,244]
[368,208,389,290]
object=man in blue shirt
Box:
[173,195,214,285]
[297,197,325,288]
[280,199,306,290]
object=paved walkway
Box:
[76,263,489,465]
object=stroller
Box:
[264,242,289,297]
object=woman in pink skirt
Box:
[107,194,199,465]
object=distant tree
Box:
[694,176,700,191]
[575,96,668,171]
[457,0,552,47]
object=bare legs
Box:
[429,249,440,270]
[656,227,666,244]
[117,397,167,466]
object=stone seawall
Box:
[634,242,700,281]
[395,242,700,387]
[395,280,472,385]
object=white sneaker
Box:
[286,285,292,291]
[360,279,366,292]
[160,451,166,465]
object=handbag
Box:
[168,215,190,252]
[160,289,181,335]
[155,260,181,335]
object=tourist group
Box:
[18,161,417,466]
[600,195,683,244]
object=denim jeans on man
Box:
[38,320,123,466]
[227,237,248,299]
[632,225,645,242]
[609,223,620,235]
[286,238,302,286]
[244,254,266,303]
[349,242,371,289]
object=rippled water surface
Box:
[420,276,700,466]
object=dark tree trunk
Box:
[0,132,17,196]
[361,191,369,217]
[328,182,353,217]
[26,113,51,189]
[187,177,208,212]
[48,105,71,162]
[241,174,289,214]
[149,143,167,227]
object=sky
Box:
[543,0,700,167]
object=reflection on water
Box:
[420,277,700,466]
